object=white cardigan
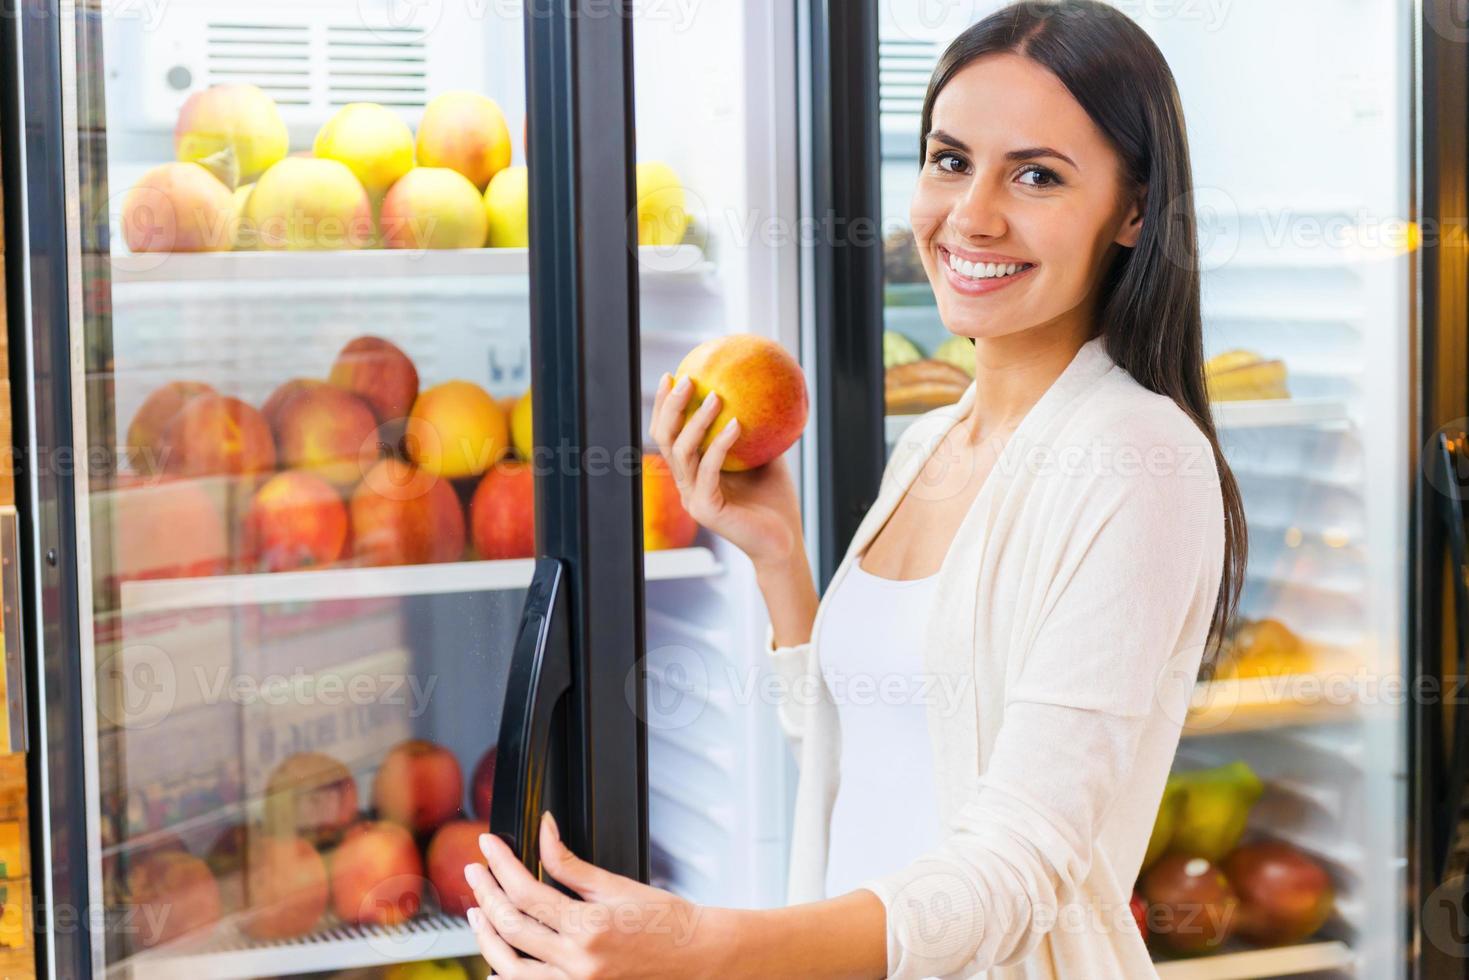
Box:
[763,336,1226,979]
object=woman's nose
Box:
[948,176,1007,240]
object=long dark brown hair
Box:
[921,0,1246,673]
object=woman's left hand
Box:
[464,811,726,980]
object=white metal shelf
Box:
[1153,939,1354,979]
[110,243,715,284]
[119,546,724,614]
[121,911,478,980]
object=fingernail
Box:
[479,832,494,857]
[544,810,560,841]
[468,906,484,929]
[465,862,490,888]
[725,417,739,432]
[673,375,691,393]
[659,372,671,389]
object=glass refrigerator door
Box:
[14,2,652,977]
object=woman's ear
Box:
[1115,184,1147,249]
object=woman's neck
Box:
[958,321,1095,446]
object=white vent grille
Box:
[879,39,937,117]
[325,24,429,108]
[205,22,313,107]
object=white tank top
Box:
[817,555,946,899]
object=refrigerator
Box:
[0,1,1463,979]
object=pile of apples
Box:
[122,82,690,253]
[1133,760,1337,957]
[118,333,701,579]
[114,740,501,951]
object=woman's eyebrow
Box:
[926,129,1077,170]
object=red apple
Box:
[329,820,424,926]
[470,746,497,821]
[273,383,382,489]
[1141,853,1239,955]
[426,820,487,916]
[372,739,463,836]
[469,460,534,559]
[162,393,276,478]
[1222,840,1334,946]
[243,470,350,572]
[126,381,215,474]
[261,378,328,432]
[329,335,420,429]
[350,458,466,566]
[244,835,329,939]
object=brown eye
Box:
[1018,164,1062,188]
[927,150,966,174]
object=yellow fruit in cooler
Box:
[379,167,488,250]
[484,165,530,248]
[415,91,513,190]
[1216,617,1313,679]
[230,182,256,249]
[1168,761,1264,861]
[312,102,416,199]
[385,960,469,980]
[244,157,375,250]
[174,83,289,183]
[405,380,509,479]
[636,161,689,247]
[511,387,533,460]
[1205,349,1290,401]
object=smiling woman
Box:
[465,2,1246,979]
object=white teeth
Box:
[946,252,1030,280]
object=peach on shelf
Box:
[380,167,489,250]
[641,453,698,550]
[372,738,464,837]
[329,335,421,433]
[272,383,383,490]
[125,380,215,475]
[243,157,375,251]
[328,820,424,927]
[175,82,289,183]
[349,458,467,566]
[121,162,237,254]
[160,394,276,478]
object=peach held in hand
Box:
[674,333,809,471]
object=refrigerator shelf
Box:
[119,911,478,980]
[1210,397,1351,429]
[118,546,724,614]
[883,397,1350,448]
[109,243,716,285]
[1185,670,1365,737]
[1152,939,1354,979]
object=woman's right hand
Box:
[649,371,805,570]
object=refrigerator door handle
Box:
[491,555,573,869]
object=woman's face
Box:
[911,51,1144,343]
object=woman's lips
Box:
[937,245,1037,296]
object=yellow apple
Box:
[636,161,689,246]
[313,103,416,199]
[483,165,529,247]
[175,83,289,183]
[415,91,513,190]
